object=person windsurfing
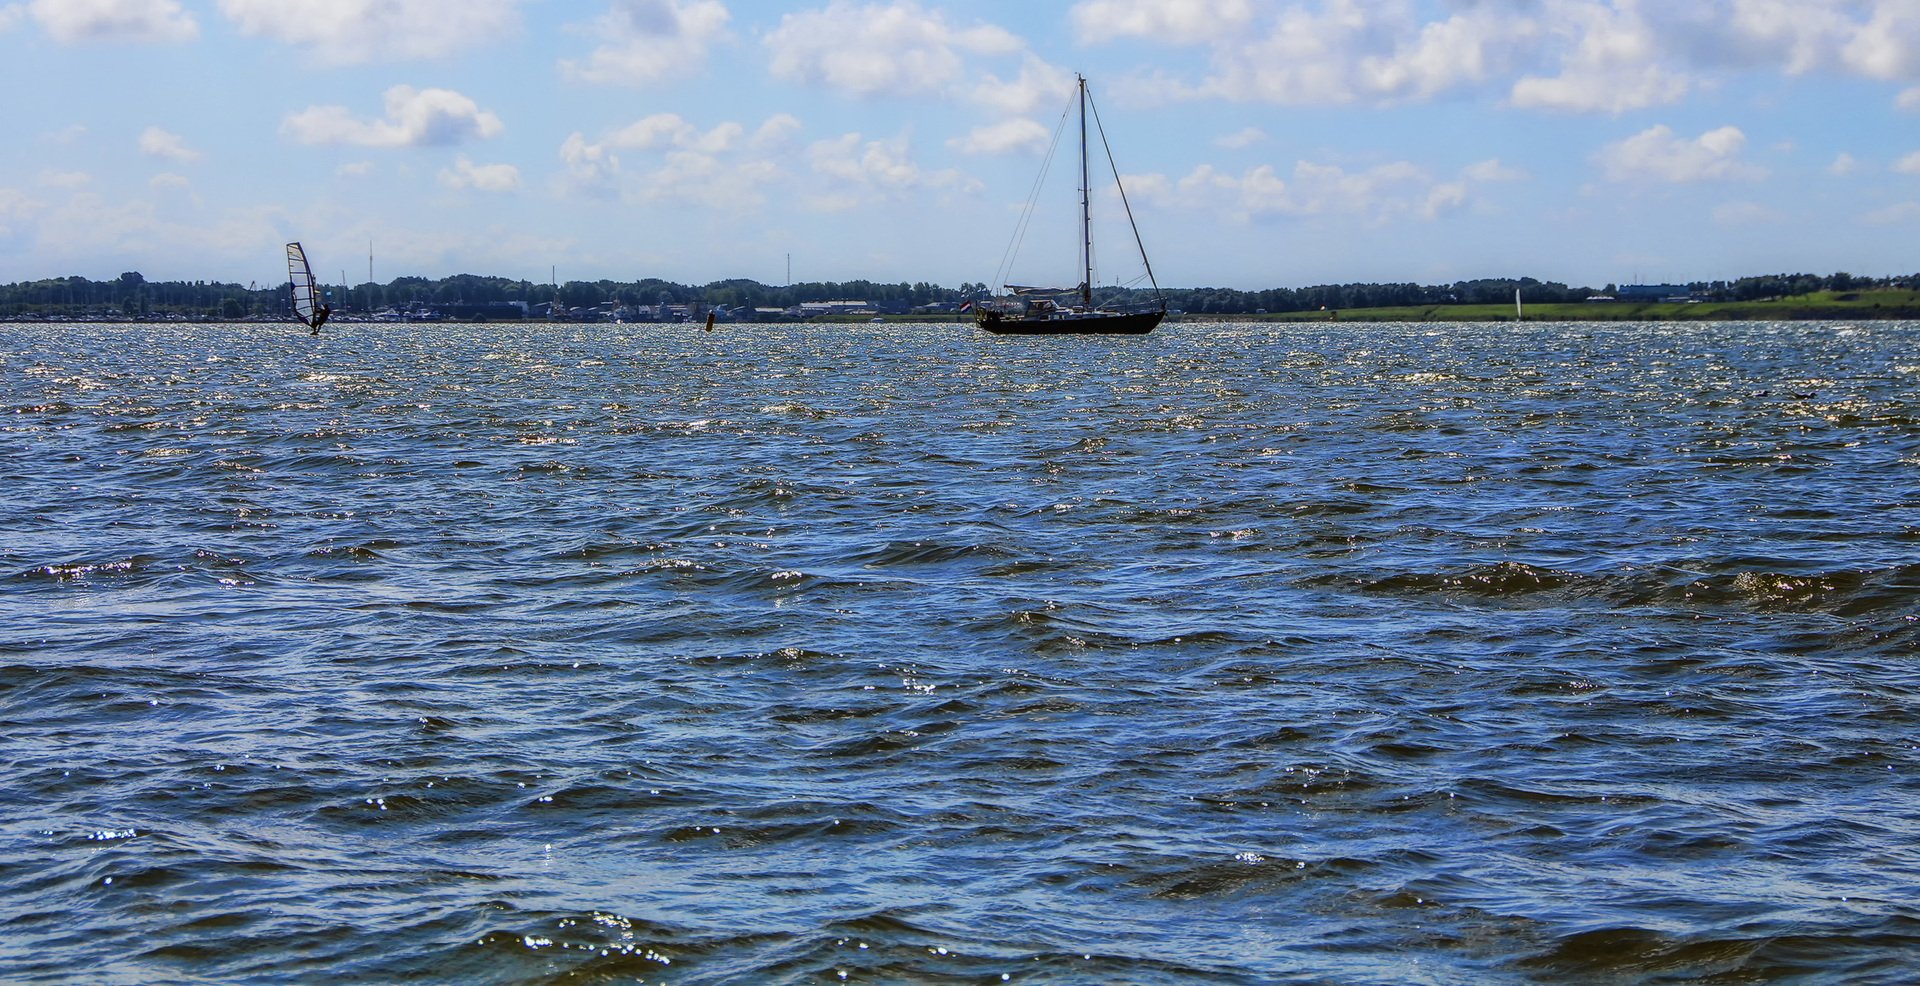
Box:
[310,303,332,335]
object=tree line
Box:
[1,269,1913,319]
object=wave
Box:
[1304,560,1920,616]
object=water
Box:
[3,319,1918,984]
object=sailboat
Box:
[975,75,1166,335]
[286,241,331,335]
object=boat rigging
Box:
[975,74,1166,336]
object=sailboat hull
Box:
[976,308,1164,335]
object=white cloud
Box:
[971,54,1075,116]
[1071,0,1255,45]
[1082,0,1535,107]
[560,113,793,209]
[1829,151,1859,175]
[439,157,521,192]
[26,191,292,272]
[752,114,803,148]
[949,118,1051,156]
[29,0,196,42]
[560,0,730,85]
[1214,127,1267,150]
[1071,1,1920,114]
[805,132,975,210]
[149,172,190,190]
[282,86,504,148]
[1841,1,1920,80]
[1862,201,1920,224]
[765,0,1023,99]
[1597,125,1767,183]
[1128,156,1478,224]
[338,161,375,177]
[218,0,520,63]
[0,186,42,237]
[1364,5,1530,103]
[1719,0,1858,75]
[600,113,742,153]
[0,5,24,32]
[40,170,92,189]
[139,126,201,162]
[1896,150,1920,174]
[561,133,620,191]
[1465,158,1528,183]
[1510,2,1688,113]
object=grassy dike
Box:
[1241,289,1920,323]
[851,290,1920,324]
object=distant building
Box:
[1618,284,1696,302]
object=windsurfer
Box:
[311,304,332,335]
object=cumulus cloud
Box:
[0,186,42,237]
[805,131,976,210]
[971,54,1076,116]
[1084,0,1533,107]
[1598,125,1768,183]
[949,118,1051,156]
[603,113,743,153]
[1465,158,1529,183]
[1509,2,1689,113]
[1862,201,1920,223]
[1127,156,1486,224]
[1842,1,1920,80]
[282,86,504,148]
[1071,0,1255,45]
[752,114,803,148]
[1896,150,1920,174]
[560,0,730,85]
[766,0,1023,98]
[439,157,520,192]
[0,5,23,33]
[139,126,201,162]
[149,172,190,190]
[1829,151,1860,175]
[560,112,794,209]
[29,0,196,42]
[1072,0,1920,113]
[1901,86,1920,110]
[218,0,520,63]
[1214,127,1268,150]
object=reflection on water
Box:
[3,319,1919,983]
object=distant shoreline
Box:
[6,288,1920,326]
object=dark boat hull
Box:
[975,308,1164,335]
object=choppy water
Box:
[4,318,1919,984]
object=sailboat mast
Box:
[1079,74,1092,311]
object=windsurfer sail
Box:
[286,241,331,335]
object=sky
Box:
[2,0,1919,292]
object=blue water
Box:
[4,319,1919,984]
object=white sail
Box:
[287,242,321,328]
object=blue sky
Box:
[3,0,1918,291]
